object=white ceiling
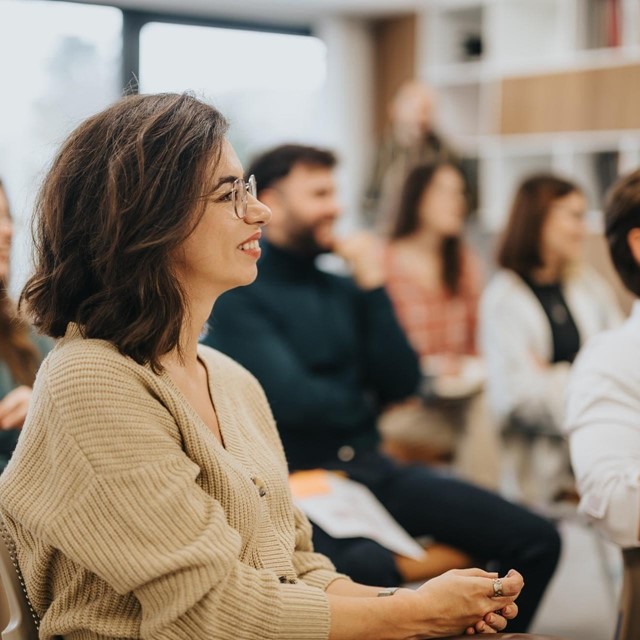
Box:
[84,0,420,26]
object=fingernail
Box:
[486,614,494,624]
[507,568,516,576]
[477,622,485,631]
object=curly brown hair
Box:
[0,180,41,385]
[20,93,228,371]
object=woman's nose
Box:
[245,197,271,226]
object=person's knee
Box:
[522,518,562,571]
[541,520,562,566]
[338,540,402,586]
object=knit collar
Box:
[260,240,321,278]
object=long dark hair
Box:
[0,180,41,385]
[497,174,581,278]
[20,93,228,371]
[390,162,467,294]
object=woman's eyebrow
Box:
[210,175,240,192]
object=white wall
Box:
[314,16,375,232]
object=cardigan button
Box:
[252,476,268,497]
[337,445,355,462]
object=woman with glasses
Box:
[0,179,51,471]
[0,93,522,639]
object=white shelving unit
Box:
[418,0,640,231]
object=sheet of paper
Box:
[291,471,426,560]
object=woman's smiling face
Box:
[172,141,271,300]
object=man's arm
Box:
[565,333,640,548]
[356,287,421,405]
[333,233,421,406]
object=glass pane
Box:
[140,23,327,164]
[0,1,122,292]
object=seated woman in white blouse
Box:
[565,169,640,547]
[480,174,623,504]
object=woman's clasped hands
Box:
[395,567,524,638]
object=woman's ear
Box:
[627,228,640,267]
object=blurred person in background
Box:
[480,173,622,505]
[565,168,640,547]
[380,161,498,488]
[363,80,458,231]
[0,179,50,471]
[205,144,561,632]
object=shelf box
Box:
[427,4,485,67]
[485,0,569,65]
[578,0,623,50]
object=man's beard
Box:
[287,221,334,257]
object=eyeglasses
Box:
[231,174,258,220]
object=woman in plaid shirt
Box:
[380,161,497,488]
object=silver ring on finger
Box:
[492,578,503,597]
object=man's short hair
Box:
[605,168,640,297]
[247,144,337,194]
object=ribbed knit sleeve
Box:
[0,339,331,640]
[291,505,349,591]
[47,452,329,639]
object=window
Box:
[0,0,122,291]
[0,4,326,290]
[139,22,327,164]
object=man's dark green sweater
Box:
[203,241,421,470]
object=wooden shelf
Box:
[419,0,640,229]
[501,64,640,135]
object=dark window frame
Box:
[44,0,313,93]
[122,9,312,92]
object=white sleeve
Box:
[565,334,640,548]
[588,268,626,330]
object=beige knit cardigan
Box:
[0,325,343,639]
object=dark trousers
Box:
[309,450,561,633]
